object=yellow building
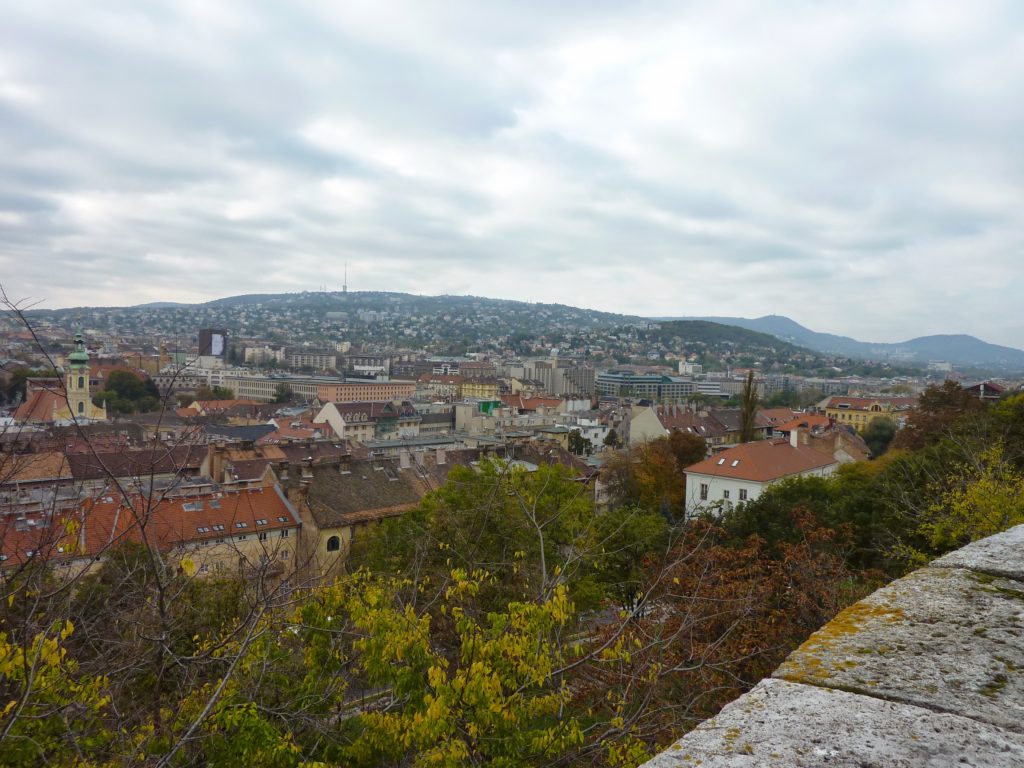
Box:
[824,396,915,431]
[13,332,106,424]
[461,378,501,399]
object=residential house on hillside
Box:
[683,434,838,516]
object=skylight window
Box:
[731,460,740,467]
[235,521,248,529]
[255,518,268,525]
[212,524,225,532]
[197,526,210,534]
[717,458,725,465]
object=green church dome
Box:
[68,331,90,366]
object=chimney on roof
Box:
[790,429,799,448]
[210,442,227,483]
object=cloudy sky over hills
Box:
[1,1,1022,345]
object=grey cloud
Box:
[0,1,1022,345]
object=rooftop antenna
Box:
[343,262,348,294]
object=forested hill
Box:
[677,314,1024,370]
[20,290,643,345]
[648,320,812,356]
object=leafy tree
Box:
[273,383,294,403]
[352,460,608,611]
[335,570,585,767]
[589,505,668,605]
[3,367,59,404]
[719,475,833,555]
[603,428,621,449]
[863,416,896,457]
[601,432,706,520]
[92,370,161,414]
[989,392,1024,465]
[568,428,592,456]
[892,381,983,451]
[579,513,872,742]
[908,443,1024,561]
[0,620,115,767]
[196,384,235,401]
[739,370,759,442]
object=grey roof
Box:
[203,423,277,441]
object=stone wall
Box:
[642,524,1024,766]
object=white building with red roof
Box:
[683,433,838,516]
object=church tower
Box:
[66,331,105,421]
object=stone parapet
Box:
[641,524,1024,766]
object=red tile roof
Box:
[773,414,832,432]
[0,487,300,569]
[13,390,64,423]
[684,439,837,482]
[758,407,800,425]
[826,396,916,410]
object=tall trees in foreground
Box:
[1,447,870,767]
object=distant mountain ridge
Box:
[666,314,1024,369]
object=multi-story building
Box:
[461,378,501,399]
[345,352,390,377]
[595,370,696,402]
[286,350,337,370]
[312,400,420,442]
[510,360,595,396]
[245,345,285,365]
[316,380,415,403]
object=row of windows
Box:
[698,484,748,502]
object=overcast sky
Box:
[1,2,1022,346]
